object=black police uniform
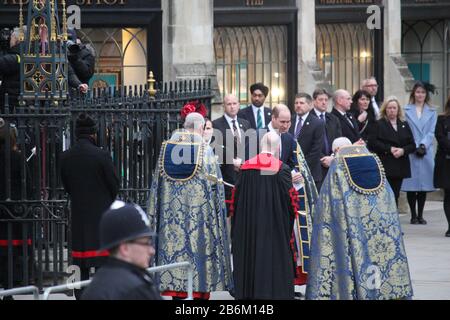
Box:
[0,45,20,112]
[68,44,95,90]
[81,257,161,300]
[81,201,161,300]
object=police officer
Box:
[67,28,95,94]
[0,27,25,113]
[81,200,161,300]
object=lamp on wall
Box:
[360,51,371,59]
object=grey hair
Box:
[332,137,352,154]
[184,112,205,130]
[260,131,281,155]
[361,76,377,87]
[332,89,348,105]
[11,26,26,39]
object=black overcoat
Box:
[60,137,119,268]
[368,118,416,179]
[434,115,450,189]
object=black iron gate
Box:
[0,80,213,290]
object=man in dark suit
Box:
[212,94,251,215]
[268,104,302,180]
[289,93,325,187]
[310,88,342,190]
[331,89,363,144]
[361,77,381,120]
[238,82,272,130]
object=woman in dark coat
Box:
[433,96,450,237]
[350,90,376,144]
[369,97,416,208]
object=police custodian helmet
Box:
[99,200,155,250]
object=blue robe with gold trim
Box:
[291,142,318,284]
[306,146,413,300]
[148,131,233,296]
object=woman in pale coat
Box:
[401,82,438,225]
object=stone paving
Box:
[8,202,450,300]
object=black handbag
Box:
[416,144,427,157]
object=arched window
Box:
[77,28,148,89]
[214,26,287,107]
[402,20,449,109]
[316,23,374,95]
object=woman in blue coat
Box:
[401,82,438,225]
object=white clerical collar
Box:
[261,151,275,156]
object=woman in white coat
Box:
[401,82,438,225]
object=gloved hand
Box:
[415,144,427,157]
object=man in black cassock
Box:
[231,132,297,300]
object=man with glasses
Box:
[82,201,161,300]
[361,77,381,119]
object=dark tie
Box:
[232,120,239,158]
[295,117,303,138]
[320,114,330,155]
[345,113,355,129]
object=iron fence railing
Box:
[0,80,213,291]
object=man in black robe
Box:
[231,132,297,300]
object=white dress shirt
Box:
[294,111,310,134]
[314,109,326,122]
[224,113,241,140]
[371,97,380,119]
[252,105,266,128]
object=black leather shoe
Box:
[445,230,450,237]
[294,292,304,300]
[410,218,419,224]
[418,217,427,225]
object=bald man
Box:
[212,94,251,216]
[231,132,297,300]
[331,89,362,144]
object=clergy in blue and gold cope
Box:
[291,142,318,286]
[148,113,233,300]
[306,145,413,300]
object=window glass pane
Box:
[316,23,374,95]
[214,26,288,107]
[77,28,147,89]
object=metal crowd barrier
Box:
[41,261,193,300]
[0,285,40,300]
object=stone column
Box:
[383,0,417,213]
[383,0,415,106]
[297,0,331,96]
[162,0,221,119]
[162,0,215,82]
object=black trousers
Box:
[387,177,403,208]
[444,189,450,229]
[407,191,427,219]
